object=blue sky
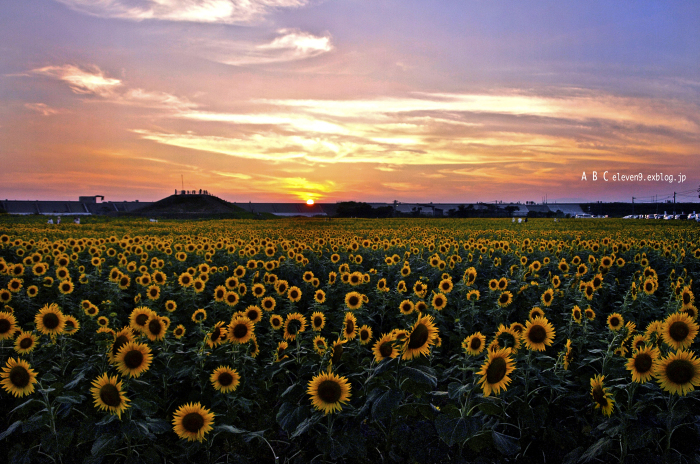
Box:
[1,0,699,203]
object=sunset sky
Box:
[1,0,699,204]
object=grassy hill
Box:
[129,194,274,219]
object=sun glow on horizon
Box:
[306,199,315,205]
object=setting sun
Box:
[306,199,315,205]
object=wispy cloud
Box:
[54,0,309,24]
[196,29,333,66]
[29,64,196,110]
[32,65,122,97]
[24,103,60,116]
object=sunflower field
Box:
[1,216,699,463]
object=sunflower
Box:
[431,292,447,310]
[163,300,177,313]
[307,371,352,415]
[495,324,521,353]
[358,325,373,345]
[206,322,227,348]
[399,300,414,315]
[540,288,554,307]
[607,313,624,331]
[283,313,307,341]
[269,314,283,330]
[345,291,363,310]
[275,341,289,362]
[178,272,193,288]
[191,308,207,323]
[331,338,346,366]
[477,347,516,397]
[287,286,302,303]
[529,307,545,320]
[244,305,263,324]
[0,289,12,304]
[26,285,39,298]
[1,357,38,397]
[583,282,595,300]
[171,324,185,339]
[63,315,80,335]
[251,283,265,299]
[402,314,439,360]
[0,311,17,340]
[223,290,240,308]
[584,307,596,321]
[313,335,328,355]
[497,291,513,308]
[311,312,326,331]
[172,402,215,442]
[144,315,166,342]
[35,303,65,336]
[572,305,583,324]
[642,278,657,295]
[118,275,131,290]
[562,339,573,370]
[626,345,659,383]
[462,332,486,356]
[372,333,398,362]
[661,312,698,350]
[590,374,615,416]
[466,289,480,301]
[115,342,153,378]
[129,306,154,333]
[145,285,160,301]
[260,296,276,312]
[210,366,240,393]
[343,312,357,340]
[653,349,700,395]
[14,331,38,354]
[227,316,254,344]
[523,316,556,351]
[90,373,130,419]
[488,279,498,291]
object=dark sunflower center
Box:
[633,353,653,373]
[544,293,552,302]
[217,372,234,386]
[43,313,60,330]
[124,350,144,369]
[287,320,301,335]
[527,324,546,343]
[407,323,429,349]
[610,317,620,327]
[499,294,509,304]
[148,319,162,335]
[100,384,122,407]
[19,337,33,349]
[233,323,249,339]
[669,321,690,342]
[182,413,205,433]
[348,296,359,307]
[10,366,30,387]
[683,293,691,305]
[314,316,323,327]
[65,320,75,330]
[264,301,273,309]
[345,320,355,334]
[0,319,10,333]
[135,314,148,326]
[574,310,581,319]
[591,385,605,403]
[666,359,694,385]
[211,328,221,341]
[360,329,369,340]
[317,380,342,404]
[435,297,444,306]
[379,342,393,357]
[290,290,298,299]
[470,337,482,350]
[247,311,258,320]
[486,357,507,384]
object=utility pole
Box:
[632,197,635,215]
[673,192,676,216]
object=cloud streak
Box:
[54,0,309,24]
[195,29,333,66]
